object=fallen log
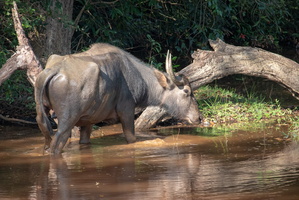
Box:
[182,38,299,96]
[135,39,299,130]
[134,106,171,130]
[0,114,37,125]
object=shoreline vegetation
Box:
[1,77,299,126]
[195,79,299,141]
[196,85,294,126]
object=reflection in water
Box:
[0,124,299,199]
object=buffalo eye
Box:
[183,89,191,97]
[182,85,192,96]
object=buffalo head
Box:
[157,51,201,125]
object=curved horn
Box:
[165,50,184,86]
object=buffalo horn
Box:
[165,50,184,86]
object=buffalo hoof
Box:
[43,146,51,155]
[51,148,63,155]
[126,135,137,144]
[79,140,91,144]
[44,144,50,151]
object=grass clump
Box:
[195,85,292,124]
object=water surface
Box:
[0,124,298,199]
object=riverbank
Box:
[196,76,299,125]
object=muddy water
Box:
[0,124,299,200]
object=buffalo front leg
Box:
[117,105,137,143]
[79,125,93,144]
[120,118,136,143]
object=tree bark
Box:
[0,1,43,86]
[135,38,299,130]
[181,38,299,97]
[134,106,170,130]
[45,0,74,57]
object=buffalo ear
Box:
[154,69,169,89]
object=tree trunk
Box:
[45,0,74,57]
[135,39,299,130]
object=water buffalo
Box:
[35,43,201,154]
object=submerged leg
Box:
[36,106,53,150]
[117,104,136,143]
[50,127,72,154]
[42,134,52,151]
[79,125,93,144]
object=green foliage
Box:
[1,0,297,61]
[0,0,45,51]
[70,0,297,67]
[0,70,36,115]
[223,0,292,48]
[195,85,292,124]
[1,0,297,63]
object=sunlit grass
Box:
[195,85,293,124]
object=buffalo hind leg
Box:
[50,128,72,154]
[79,125,93,144]
[36,108,53,150]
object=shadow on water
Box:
[0,123,299,200]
